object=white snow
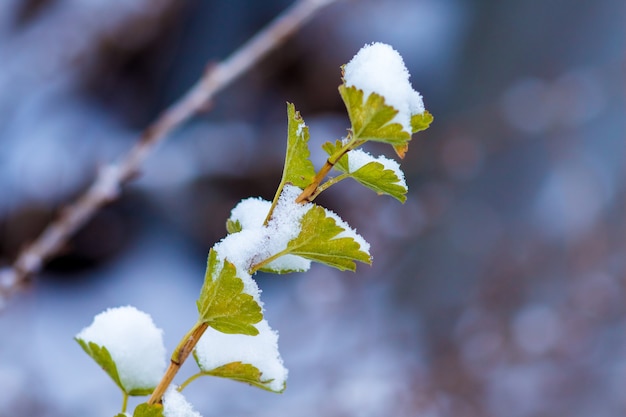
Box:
[263,254,311,273]
[343,42,425,135]
[195,318,288,392]
[214,185,311,274]
[75,306,166,391]
[323,208,371,257]
[347,148,407,190]
[229,197,271,230]
[163,387,203,417]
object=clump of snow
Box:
[229,197,271,230]
[214,185,311,274]
[195,319,288,392]
[343,42,425,134]
[163,387,203,417]
[348,148,407,189]
[263,254,311,273]
[323,208,371,257]
[76,306,166,391]
[264,185,312,259]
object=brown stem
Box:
[0,0,340,307]
[148,322,209,405]
[295,137,357,203]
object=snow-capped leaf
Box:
[339,85,411,146]
[285,205,371,271]
[322,141,407,202]
[195,361,285,393]
[133,403,164,417]
[350,162,407,203]
[75,339,125,393]
[280,103,316,188]
[196,249,263,336]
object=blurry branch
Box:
[0,0,339,308]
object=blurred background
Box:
[0,0,624,416]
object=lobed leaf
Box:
[285,205,371,271]
[323,140,407,202]
[280,103,316,188]
[394,110,434,158]
[339,85,411,146]
[350,162,407,203]
[75,338,126,393]
[195,361,284,393]
[196,249,263,336]
[226,218,242,234]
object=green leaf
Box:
[411,110,434,134]
[226,218,242,234]
[285,205,371,271]
[75,338,126,393]
[198,361,285,393]
[394,110,433,158]
[339,85,411,146]
[321,140,349,172]
[196,249,263,335]
[323,140,407,202]
[350,162,407,203]
[133,403,164,417]
[280,103,316,188]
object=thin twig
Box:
[0,0,339,307]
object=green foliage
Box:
[393,110,434,158]
[322,140,407,202]
[411,110,434,134]
[349,162,407,203]
[339,85,411,146]
[258,261,309,275]
[197,249,263,335]
[279,103,316,189]
[75,339,155,396]
[226,218,242,234]
[193,360,284,393]
[75,339,126,393]
[133,403,164,417]
[285,205,371,271]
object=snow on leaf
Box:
[196,249,263,336]
[75,306,166,395]
[163,388,202,417]
[350,161,407,203]
[339,85,411,147]
[285,205,371,271]
[280,103,316,188]
[322,141,407,202]
[194,319,287,393]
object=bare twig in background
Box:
[0,0,339,308]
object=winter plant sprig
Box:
[75,42,433,417]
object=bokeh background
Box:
[0,0,625,416]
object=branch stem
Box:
[0,0,340,306]
[148,321,209,405]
